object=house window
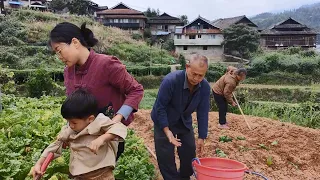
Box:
[114,19,119,23]
[177,35,182,39]
[198,35,202,38]
[203,46,208,50]
[210,35,216,39]
[189,35,196,39]
[157,25,163,30]
[120,19,129,23]
[183,46,188,50]
[129,19,139,23]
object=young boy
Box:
[32,89,127,180]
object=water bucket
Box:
[192,158,269,180]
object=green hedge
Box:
[135,75,163,89]
[250,51,320,76]
[205,64,226,82]
[6,66,170,85]
[236,86,320,103]
[106,43,175,65]
[127,66,170,76]
[9,69,64,84]
[244,71,320,85]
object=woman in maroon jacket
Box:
[48,22,144,160]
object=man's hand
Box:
[89,136,105,154]
[232,101,237,107]
[197,139,205,157]
[163,127,181,147]
[112,114,123,123]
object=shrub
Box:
[107,44,174,65]
[131,33,143,40]
[178,54,186,69]
[205,64,226,82]
[162,39,175,52]
[0,19,27,46]
[236,86,320,103]
[143,28,152,39]
[0,68,16,94]
[26,69,54,98]
[244,71,320,85]
[135,76,163,89]
[127,66,170,77]
[300,50,316,57]
[284,47,302,55]
[250,52,320,76]
[0,52,20,68]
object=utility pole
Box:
[160,39,164,63]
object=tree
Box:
[144,7,159,18]
[26,69,54,98]
[222,24,260,59]
[68,0,91,15]
[48,0,67,11]
[178,54,186,69]
[162,39,175,52]
[143,28,152,39]
[179,15,188,25]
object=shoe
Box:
[218,124,229,129]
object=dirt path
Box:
[129,110,320,180]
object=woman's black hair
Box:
[49,22,98,48]
[61,88,99,120]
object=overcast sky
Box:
[92,0,319,21]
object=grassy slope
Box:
[0,10,174,70]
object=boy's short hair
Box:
[61,88,99,119]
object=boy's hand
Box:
[112,114,123,123]
[89,136,105,154]
[32,163,43,179]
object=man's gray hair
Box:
[187,54,208,67]
[235,68,247,76]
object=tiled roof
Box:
[213,15,257,29]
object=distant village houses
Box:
[174,16,224,63]
[95,2,147,34]
[1,1,319,61]
[147,13,184,40]
[173,15,258,63]
[3,0,49,11]
[1,0,108,14]
[260,17,317,50]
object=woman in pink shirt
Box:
[48,22,144,160]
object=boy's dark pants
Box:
[116,142,125,161]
